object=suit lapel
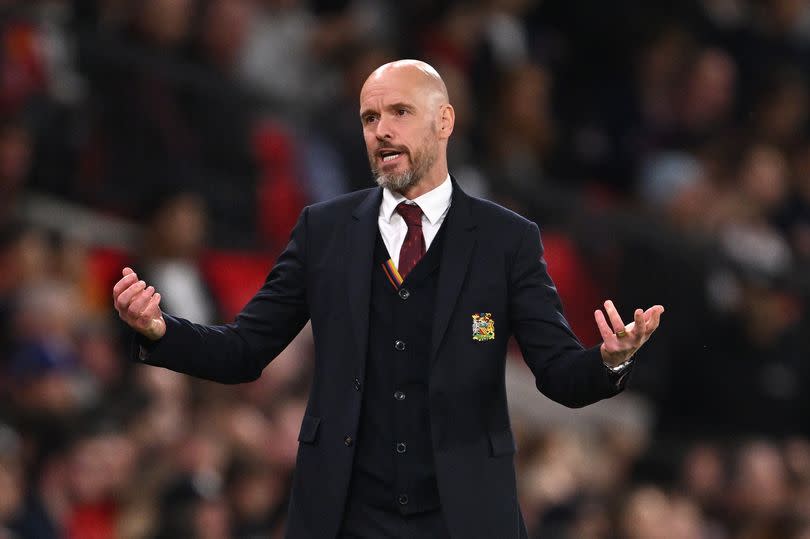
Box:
[347,188,382,367]
[431,179,477,364]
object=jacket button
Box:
[397,494,409,505]
[398,288,410,300]
[394,340,406,351]
[396,442,407,454]
[393,390,405,401]
[344,435,353,447]
[353,378,361,391]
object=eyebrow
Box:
[359,102,417,119]
[388,102,416,113]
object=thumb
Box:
[142,293,166,340]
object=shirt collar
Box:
[380,174,452,224]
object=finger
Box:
[125,289,153,322]
[646,305,664,333]
[127,286,155,320]
[623,321,636,334]
[642,304,662,319]
[633,308,646,341]
[141,291,163,326]
[133,292,165,340]
[145,293,164,331]
[604,300,626,334]
[146,292,162,319]
[123,267,135,276]
[643,304,663,320]
[113,271,139,298]
[594,309,615,342]
[116,280,146,310]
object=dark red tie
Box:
[396,202,426,279]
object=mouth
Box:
[378,149,406,164]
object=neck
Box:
[399,167,448,200]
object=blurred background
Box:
[1,0,810,537]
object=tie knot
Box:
[396,202,423,227]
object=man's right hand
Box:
[113,267,166,341]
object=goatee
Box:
[371,143,437,194]
[374,169,419,192]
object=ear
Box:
[438,104,455,140]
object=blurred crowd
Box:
[1,0,810,537]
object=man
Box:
[113,60,663,539]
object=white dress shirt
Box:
[378,175,452,267]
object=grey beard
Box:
[371,142,438,194]
[374,169,418,193]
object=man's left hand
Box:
[594,300,664,367]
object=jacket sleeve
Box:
[131,207,312,384]
[508,221,627,407]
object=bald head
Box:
[362,60,449,107]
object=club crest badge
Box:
[472,313,495,342]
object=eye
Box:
[363,114,378,125]
[396,108,408,116]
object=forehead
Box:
[359,71,424,110]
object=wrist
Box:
[142,318,165,341]
[600,343,636,367]
[603,356,634,373]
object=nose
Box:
[375,115,393,140]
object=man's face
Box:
[360,70,441,193]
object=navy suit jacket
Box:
[136,180,627,539]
